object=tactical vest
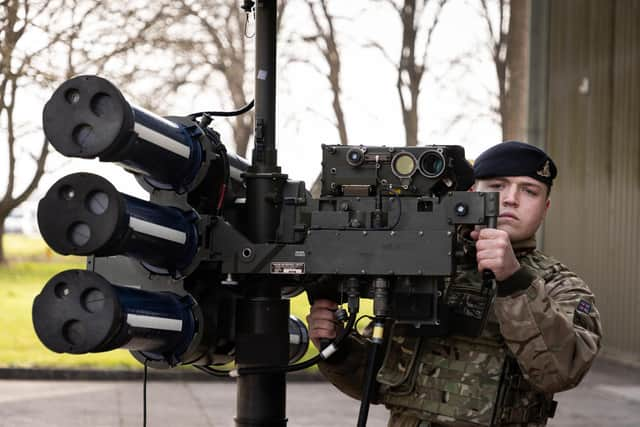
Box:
[377,260,557,427]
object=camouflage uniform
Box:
[318,237,602,426]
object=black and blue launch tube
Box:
[42,75,204,191]
[32,269,197,361]
[38,172,199,273]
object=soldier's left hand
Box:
[470,228,521,281]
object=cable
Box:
[194,365,234,378]
[354,314,375,336]
[241,0,255,13]
[229,309,359,376]
[357,337,384,427]
[357,317,386,427]
[385,191,402,230]
[142,358,148,427]
[190,100,254,119]
[243,2,256,38]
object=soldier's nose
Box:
[501,187,519,206]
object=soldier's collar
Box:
[512,237,537,255]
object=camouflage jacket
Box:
[318,238,602,426]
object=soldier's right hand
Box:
[307,299,343,350]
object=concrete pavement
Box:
[0,358,638,426]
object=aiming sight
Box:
[32,2,499,425]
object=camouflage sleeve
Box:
[492,262,603,393]
[317,333,369,401]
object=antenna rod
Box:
[251,0,278,172]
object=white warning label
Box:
[271,262,305,274]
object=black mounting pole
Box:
[245,0,287,242]
[236,1,289,426]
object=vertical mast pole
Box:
[236,1,289,426]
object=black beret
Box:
[473,141,557,186]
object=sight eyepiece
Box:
[391,151,418,178]
[419,149,446,178]
[346,147,365,167]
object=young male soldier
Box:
[307,141,603,426]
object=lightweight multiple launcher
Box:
[32,1,498,426]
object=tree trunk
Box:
[331,82,348,146]
[502,0,530,140]
[305,0,349,197]
[398,0,419,147]
[234,113,253,158]
[0,221,6,265]
[310,175,322,198]
[402,99,419,147]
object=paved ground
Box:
[0,358,638,426]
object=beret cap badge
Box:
[537,160,552,178]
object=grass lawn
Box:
[0,261,141,369]
[1,234,370,371]
[3,233,72,262]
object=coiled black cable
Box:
[189,100,254,119]
[195,309,358,378]
[230,309,358,376]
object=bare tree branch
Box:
[394,0,449,146]
[362,41,398,69]
[477,0,530,139]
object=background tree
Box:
[0,0,171,264]
[0,1,290,263]
[0,1,201,263]
[369,0,448,147]
[289,0,349,196]
[480,0,530,140]
[1,2,42,263]
[294,0,449,195]
[304,0,349,148]
[126,0,289,158]
[1,0,64,264]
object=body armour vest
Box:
[376,252,557,427]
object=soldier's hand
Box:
[307,299,343,350]
[471,228,521,281]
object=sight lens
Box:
[419,151,446,178]
[391,152,417,178]
[346,148,365,167]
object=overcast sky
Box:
[4,0,502,205]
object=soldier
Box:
[307,141,603,426]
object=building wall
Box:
[532,0,640,364]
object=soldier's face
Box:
[474,176,551,242]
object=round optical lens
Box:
[346,148,365,166]
[419,151,446,178]
[392,153,416,177]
